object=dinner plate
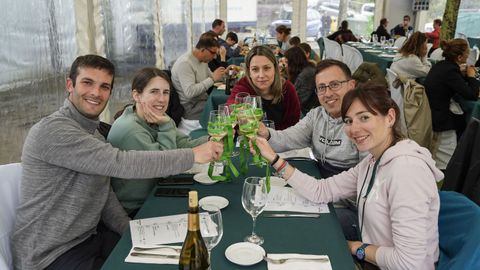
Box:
[264,176,287,187]
[193,173,217,185]
[225,242,265,266]
[199,196,229,210]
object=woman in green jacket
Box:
[108,67,208,215]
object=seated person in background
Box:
[171,32,225,134]
[298,42,321,64]
[223,31,241,58]
[12,55,223,270]
[391,31,431,79]
[254,82,442,270]
[208,45,228,72]
[226,45,300,130]
[425,19,442,57]
[108,67,208,215]
[275,25,292,55]
[424,38,480,170]
[372,18,391,42]
[328,20,358,44]
[208,18,226,45]
[391,15,413,38]
[284,46,319,114]
[288,36,301,47]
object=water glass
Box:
[200,204,223,269]
[241,177,268,245]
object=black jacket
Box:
[373,25,391,41]
[424,60,480,131]
[443,119,480,206]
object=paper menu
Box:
[130,213,217,246]
[264,186,329,213]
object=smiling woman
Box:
[107,67,209,215]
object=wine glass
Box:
[380,36,386,48]
[237,108,258,140]
[372,34,378,45]
[241,176,268,245]
[218,103,239,157]
[208,110,228,166]
[234,92,250,104]
[200,204,223,268]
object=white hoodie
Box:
[288,139,443,270]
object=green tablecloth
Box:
[101,160,355,270]
[461,98,480,123]
[355,45,395,74]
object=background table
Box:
[101,159,355,270]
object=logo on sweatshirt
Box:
[319,136,341,146]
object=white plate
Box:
[193,173,217,185]
[264,176,287,187]
[225,242,265,266]
[199,196,229,210]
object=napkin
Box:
[267,253,332,270]
[125,245,182,265]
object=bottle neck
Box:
[187,207,200,231]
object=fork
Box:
[263,256,329,264]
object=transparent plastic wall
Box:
[0,1,76,164]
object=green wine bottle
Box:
[179,191,210,270]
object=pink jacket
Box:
[288,139,443,270]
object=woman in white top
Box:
[253,82,442,270]
[390,31,431,79]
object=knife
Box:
[264,213,320,218]
[130,252,180,259]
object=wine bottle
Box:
[225,70,234,95]
[179,191,210,270]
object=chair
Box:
[393,36,407,48]
[437,191,480,270]
[322,37,343,61]
[386,68,407,134]
[443,119,480,205]
[341,44,363,73]
[430,48,444,61]
[467,46,479,66]
[0,163,22,270]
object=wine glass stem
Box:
[251,216,257,237]
[207,248,212,270]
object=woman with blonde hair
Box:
[424,38,480,170]
[390,31,431,79]
[253,82,442,269]
[226,45,300,130]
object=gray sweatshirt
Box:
[13,99,194,270]
[171,51,214,120]
[269,106,363,169]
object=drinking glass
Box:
[234,92,250,104]
[372,34,378,45]
[218,103,239,157]
[244,95,264,121]
[200,204,223,268]
[241,177,268,245]
[388,38,395,49]
[380,36,386,47]
[208,110,228,166]
[363,35,371,43]
[237,109,258,139]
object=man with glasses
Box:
[171,32,226,134]
[257,59,364,241]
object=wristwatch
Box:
[355,243,370,261]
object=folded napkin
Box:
[125,245,182,265]
[267,253,331,270]
[184,163,209,174]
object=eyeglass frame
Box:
[315,79,351,95]
[205,47,218,55]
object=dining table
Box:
[100,158,355,270]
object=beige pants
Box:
[432,130,457,170]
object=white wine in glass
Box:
[241,177,267,245]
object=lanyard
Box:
[357,155,382,241]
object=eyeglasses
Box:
[316,80,350,95]
[205,48,218,55]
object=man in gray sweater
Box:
[12,55,223,270]
[171,32,225,133]
[258,59,364,241]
